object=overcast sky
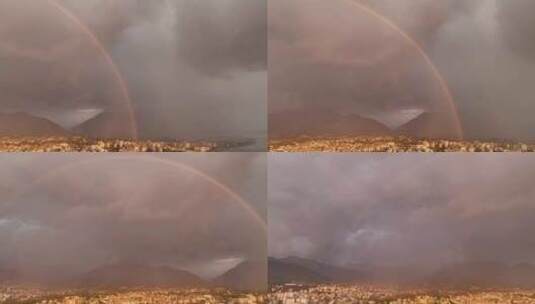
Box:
[0,153,266,282]
[0,0,266,141]
[269,154,535,273]
[269,0,535,141]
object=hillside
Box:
[213,260,267,291]
[0,112,69,137]
[269,109,392,138]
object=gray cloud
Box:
[497,0,535,61]
[268,154,535,275]
[0,0,266,142]
[0,153,266,282]
[176,0,267,76]
[269,0,535,141]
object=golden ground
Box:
[0,136,219,152]
[269,136,535,152]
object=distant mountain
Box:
[397,112,459,139]
[346,263,426,286]
[0,112,69,137]
[0,268,19,283]
[277,257,366,283]
[269,257,535,288]
[73,112,134,139]
[79,263,205,288]
[507,263,535,288]
[268,257,368,285]
[269,109,392,139]
[429,261,535,288]
[430,261,508,288]
[213,260,267,291]
[268,257,329,285]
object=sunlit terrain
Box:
[0,136,258,152]
[269,284,535,304]
[269,136,535,152]
[0,136,215,152]
[0,286,266,304]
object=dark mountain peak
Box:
[268,257,329,286]
[269,109,392,138]
[79,262,204,288]
[73,111,134,139]
[397,111,460,139]
[213,260,267,291]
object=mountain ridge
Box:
[269,109,392,138]
[0,112,69,137]
[269,256,535,288]
[213,260,267,291]
[78,262,204,288]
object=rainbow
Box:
[46,0,138,139]
[8,155,267,232]
[347,0,464,139]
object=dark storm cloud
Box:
[176,0,267,76]
[268,0,477,138]
[0,0,266,141]
[497,0,535,61]
[0,154,266,282]
[268,154,535,275]
[269,0,535,140]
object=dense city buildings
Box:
[0,136,257,152]
[269,284,535,304]
[0,286,266,304]
[269,137,535,152]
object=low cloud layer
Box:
[269,154,535,275]
[0,153,266,282]
[0,0,266,142]
[269,0,535,140]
